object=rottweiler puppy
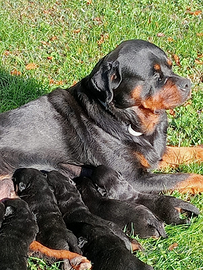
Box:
[46,170,153,269]
[46,170,132,249]
[13,168,80,253]
[12,168,92,270]
[75,176,166,238]
[75,223,154,270]
[90,165,200,225]
[0,198,38,270]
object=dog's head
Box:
[89,39,191,111]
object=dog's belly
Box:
[0,92,140,182]
[0,96,64,151]
[0,96,69,171]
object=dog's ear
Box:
[90,60,122,105]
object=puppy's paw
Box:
[128,205,167,239]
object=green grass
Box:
[0,0,202,269]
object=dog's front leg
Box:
[159,146,203,168]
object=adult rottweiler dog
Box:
[0,39,202,204]
[0,198,38,270]
[13,168,91,270]
[46,170,153,269]
[0,39,203,266]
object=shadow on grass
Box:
[0,67,50,113]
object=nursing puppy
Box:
[0,198,38,270]
[76,222,154,270]
[90,165,200,225]
[75,176,166,238]
[13,168,92,270]
[46,170,153,270]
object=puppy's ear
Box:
[90,60,122,105]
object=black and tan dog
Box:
[46,170,153,270]
[0,39,203,267]
[13,168,91,270]
[0,198,38,270]
[0,39,203,198]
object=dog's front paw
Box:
[136,194,199,225]
[156,196,199,225]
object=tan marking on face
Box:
[174,207,181,213]
[154,63,161,71]
[167,58,172,67]
[111,74,117,81]
[131,85,142,105]
[142,79,183,110]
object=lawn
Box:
[0,0,202,269]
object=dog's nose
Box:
[178,78,191,91]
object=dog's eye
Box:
[154,72,162,81]
[154,72,164,83]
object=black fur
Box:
[90,165,199,225]
[0,198,37,270]
[46,170,153,269]
[75,176,167,238]
[0,39,192,191]
[0,39,199,269]
[12,168,81,254]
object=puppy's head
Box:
[89,39,191,111]
[12,168,44,194]
[2,198,38,239]
[3,198,30,217]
